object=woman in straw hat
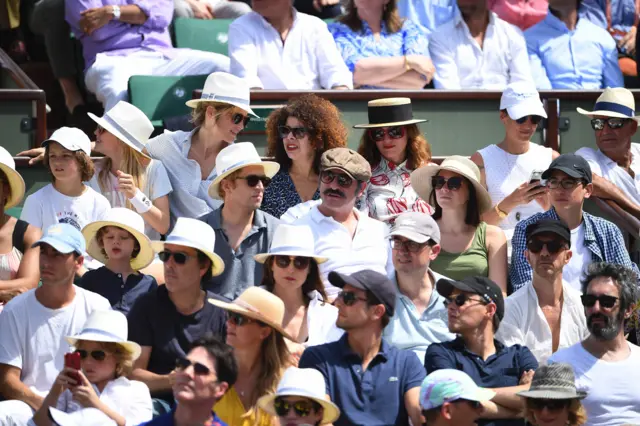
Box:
[32,310,152,426]
[209,287,294,426]
[517,363,587,426]
[411,156,508,294]
[355,98,434,225]
[0,146,41,308]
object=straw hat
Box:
[82,208,154,271]
[258,367,340,424]
[208,142,279,199]
[88,101,153,159]
[410,155,493,214]
[517,363,587,400]
[185,72,258,117]
[208,287,295,341]
[353,98,427,129]
[151,217,224,276]
[254,224,327,264]
[577,87,640,121]
[66,310,142,361]
[0,146,25,209]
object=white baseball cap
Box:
[500,82,547,120]
[42,127,92,156]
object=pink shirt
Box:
[488,0,548,30]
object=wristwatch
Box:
[111,5,121,20]
[495,203,508,219]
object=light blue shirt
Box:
[397,0,457,34]
[580,0,636,41]
[525,11,623,89]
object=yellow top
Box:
[214,387,275,426]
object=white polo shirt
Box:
[228,9,353,90]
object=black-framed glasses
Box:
[158,251,192,265]
[546,178,584,190]
[228,312,264,327]
[175,357,211,376]
[336,290,368,306]
[274,255,311,270]
[231,113,251,127]
[590,117,628,131]
[75,349,107,362]
[443,294,488,308]
[237,175,272,188]
[526,239,566,254]
[367,126,406,142]
[432,176,464,191]
[278,125,309,139]
[581,294,619,309]
[391,237,428,253]
[528,398,571,411]
[320,170,353,188]
[274,397,317,417]
[515,115,543,125]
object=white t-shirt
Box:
[0,287,111,396]
[563,223,589,293]
[549,342,640,426]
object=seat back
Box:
[173,18,233,55]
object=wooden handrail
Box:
[593,197,640,239]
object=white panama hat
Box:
[185,72,258,117]
[88,101,153,159]
[577,87,640,121]
[254,224,328,264]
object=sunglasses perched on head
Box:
[278,125,309,140]
[321,170,353,188]
[515,115,543,125]
[443,294,488,308]
[274,255,311,270]
[231,113,251,127]
[175,357,211,376]
[75,349,107,361]
[228,312,264,327]
[528,398,570,411]
[581,294,619,309]
[237,175,272,188]
[432,176,464,191]
[367,126,406,142]
[546,178,584,190]
[158,251,192,265]
[336,290,368,306]
[274,397,318,417]
[526,239,566,254]
[590,117,628,131]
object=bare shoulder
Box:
[470,151,485,168]
[485,224,507,243]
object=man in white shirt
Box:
[549,262,640,426]
[228,0,352,90]
[497,219,588,365]
[293,148,390,298]
[0,223,111,426]
[428,0,533,89]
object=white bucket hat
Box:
[254,224,327,264]
[208,142,280,199]
[66,310,142,361]
[49,407,117,426]
[42,127,92,156]
[88,101,153,159]
[82,208,154,271]
[500,82,547,120]
[0,146,25,209]
[258,367,341,424]
[185,72,258,117]
[577,87,640,121]
[151,217,224,276]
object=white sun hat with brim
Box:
[150,217,225,276]
[66,310,142,361]
[88,101,153,159]
[42,127,92,156]
[353,97,427,129]
[82,208,154,271]
[49,407,117,426]
[500,82,547,120]
[185,72,258,117]
[410,155,493,214]
[258,367,340,425]
[0,146,25,209]
[254,224,328,264]
[576,87,640,121]
[208,142,280,199]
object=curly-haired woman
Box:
[261,94,348,218]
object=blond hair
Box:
[190,101,237,127]
[75,340,135,379]
[97,143,150,211]
[524,399,587,426]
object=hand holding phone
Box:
[64,352,81,386]
[529,170,546,187]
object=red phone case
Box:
[64,352,81,384]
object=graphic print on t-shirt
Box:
[57,211,82,231]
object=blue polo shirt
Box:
[425,337,538,426]
[299,334,425,426]
[138,408,227,425]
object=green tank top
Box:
[430,222,489,280]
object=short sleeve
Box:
[403,352,427,392]
[328,23,359,73]
[127,294,154,347]
[424,343,457,373]
[575,147,603,176]
[299,348,329,393]
[518,346,539,372]
[20,193,43,229]
[0,307,23,369]
[147,160,173,200]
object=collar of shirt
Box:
[337,333,390,362]
[543,7,588,32]
[596,146,640,172]
[179,128,198,157]
[526,279,581,307]
[393,269,447,313]
[255,7,300,32]
[377,157,409,173]
[450,335,507,357]
[310,205,363,225]
[453,7,498,29]
[360,19,390,35]
[209,204,268,232]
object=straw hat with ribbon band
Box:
[88,101,153,160]
[576,87,640,121]
[186,72,258,118]
[353,97,427,129]
[0,146,25,209]
[254,224,328,264]
[410,155,493,214]
[82,208,154,271]
[517,363,587,400]
[258,367,340,424]
[208,142,280,199]
[66,310,142,361]
[150,217,225,276]
[208,287,295,341]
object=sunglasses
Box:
[581,294,619,309]
[456,399,482,409]
[390,237,427,253]
[175,357,211,376]
[278,125,309,140]
[528,398,570,411]
[590,118,628,131]
[515,115,543,125]
[75,349,107,362]
[321,170,353,188]
[274,397,317,417]
[336,290,368,306]
[526,239,566,254]
[232,113,251,127]
[274,255,311,270]
[228,312,264,327]
[443,294,488,308]
[237,175,272,188]
[158,251,192,265]
[546,178,584,190]
[367,126,405,142]
[432,176,464,191]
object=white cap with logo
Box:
[500,82,547,121]
[42,127,92,156]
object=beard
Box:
[587,311,624,341]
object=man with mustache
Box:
[549,262,640,426]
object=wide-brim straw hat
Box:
[517,363,587,400]
[185,72,258,117]
[254,224,328,264]
[82,208,154,271]
[410,155,493,214]
[208,287,295,341]
[353,97,427,129]
[0,147,25,209]
[577,87,640,121]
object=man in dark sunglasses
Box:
[425,276,539,426]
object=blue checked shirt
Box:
[509,208,640,292]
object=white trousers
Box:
[85,49,230,111]
[0,400,35,426]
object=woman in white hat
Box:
[256,224,343,349]
[31,310,152,426]
[209,287,294,426]
[0,147,41,308]
[411,156,508,294]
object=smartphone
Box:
[529,170,546,187]
[64,352,81,385]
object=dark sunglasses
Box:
[75,349,107,361]
[528,398,570,411]
[232,113,251,127]
[274,397,317,417]
[456,399,482,409]
[432,176,464,191]
[546,178,584,190]
[590,117,628,131]
[237,175,272,188]
[321,170,353,188]
[367,126,405,142]
[581,294,619,309]
[391,237,427,253]
[278,125,309,139]
[336,290,368,306]
[515,115,543,125]
[443,294,488,308]
[228,312,264,327]
[274,255,311,270]
[175,357,211,376]
[158,251,192,265]
[526,239,566,254]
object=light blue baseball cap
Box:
[420,369,495,411]
[32,223,86,255]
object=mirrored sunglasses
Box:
[590,118,628,131]
[367,126,405,142]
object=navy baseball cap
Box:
[32,223,86,255]
[541,154,592,184]
[329,270,396,317]
[436,276,505,320]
